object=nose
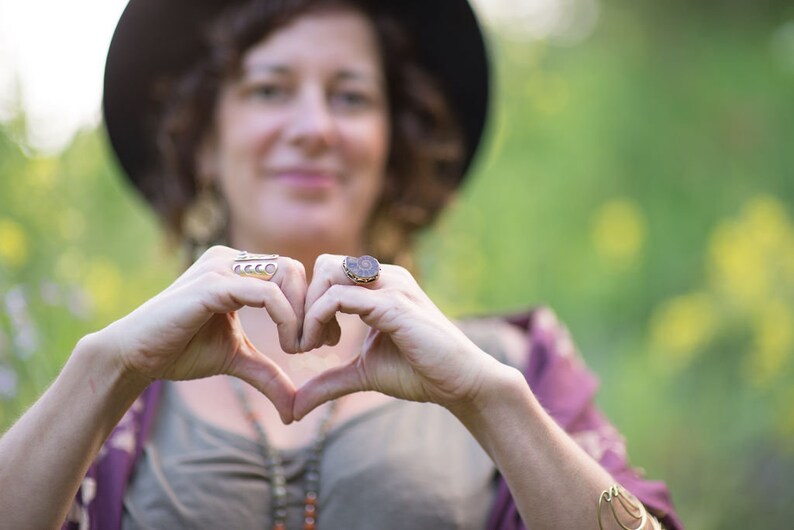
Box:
[285,85,338,154]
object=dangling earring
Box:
[182,181,228,260]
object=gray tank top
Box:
[122,318,522,529]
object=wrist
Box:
[72,332,152,406]
[447,354,535,426]
[446,356,562,478]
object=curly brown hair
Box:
[149,0,465,264]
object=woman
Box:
[0,0,682,528]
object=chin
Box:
[271,220,351,251]
[243,200,367,252]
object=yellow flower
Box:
[746,299,794,387]
[708,220,768,308]
[743,195,792,255]
[650,292,717,369]
[709,195,794,309]
[82,257,124,317]
[0,219,29,269]
[592,198,646,268]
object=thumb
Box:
[227,344,297,424]
[294,359,366,420]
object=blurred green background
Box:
[2,0,794,527]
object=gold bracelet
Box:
[597,485,648,530]
[648,513,664,530]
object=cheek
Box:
[215,94,283,162]
[214,117,278,206]
[351,117,390,177]
[219,120,272,163]
[347,129,389,205]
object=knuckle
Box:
[326,283,345,300]
[259,279,279,295]
[282,257,305,281]
[281,335,299,354]
[391,265,415,283]
[314,253,337,273]
[205,244,231,259]
[202,269,226,284]
[194,246,235,274]
[387,288,412,308]
[292,259,307,279]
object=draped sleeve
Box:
[486,307,684,530]
[62,307,683,529]
[61,381,163,530]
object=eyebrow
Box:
[245,63,383,83]
[245,63,291,76]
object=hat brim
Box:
[103,0,490,200]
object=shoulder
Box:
[456,306,587,373]
[522,306,582,361]
[455,314,529,370]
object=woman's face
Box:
[207,7,390,253]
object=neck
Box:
[239,310,367,386]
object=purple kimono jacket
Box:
[62,307,683,529]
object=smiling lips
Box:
[269,167,339,191]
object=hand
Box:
[293,254,504,419]
[94,246,336,423]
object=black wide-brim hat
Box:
[103,0,490,201]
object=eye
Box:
[248,82,289,101]
[331,89,373,109]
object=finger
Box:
[314,306,342,349]
[177,252,306,352]
[305,254,382,307]
[300,283,348,351]
[164,245,237,292]
[304,253,402,350]
[189,248,307,321]
[266,256,308,336]
[294,359,365,420]
[302,285,402,350]
[305,254,417,308]
[303,285,375,350]
[302,254,350,350]
[305,253,344,311]
[227,254,308,351]
[227,342,297,424]
[198,274,303,353]
[323,316,342,346]
[228,254,306,314]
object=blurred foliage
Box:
[0,118,179,424]
[2,0,794,528]
[419,2,794,527]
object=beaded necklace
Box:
[231,379,337,530]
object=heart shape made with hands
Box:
[228,253,389,424]
[237,315,359,425]
[179,249,481,426]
